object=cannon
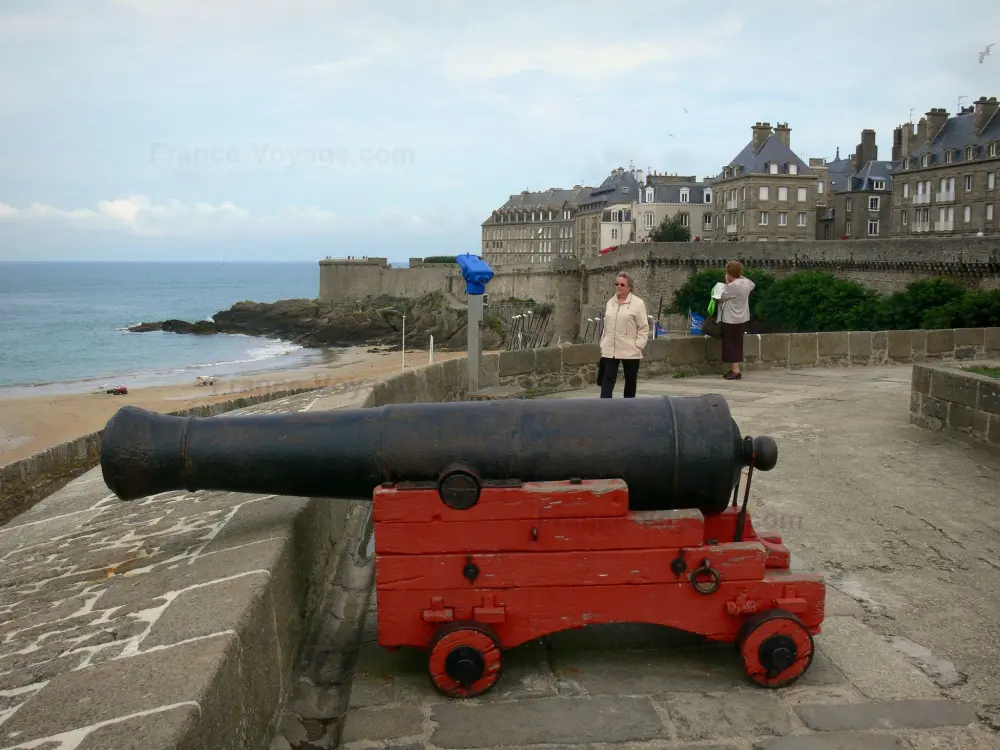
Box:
[100,396,825,697]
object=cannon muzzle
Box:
[101,396,777,514]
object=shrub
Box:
[422,255,457,264]
[922,289,1000,328]
[876,277,969,330]
[754,271,881,332]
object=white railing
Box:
[935,190,955,203]
[913,193,931,204]
[935,220,954,231]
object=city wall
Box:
[320,238,1000,341]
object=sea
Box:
[0,262,339,397]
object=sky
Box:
[0,0,998,263]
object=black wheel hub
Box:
[758,635,797,678]
[445,646,485,687]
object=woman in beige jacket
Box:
[599,272,649,398]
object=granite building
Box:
[481,185,592,266]
[891,97,1000,236]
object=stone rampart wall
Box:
[0,385,326,526]
[910,362,1000,453]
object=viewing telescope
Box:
[100,396,777,514]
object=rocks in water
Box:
[126,292,503,351]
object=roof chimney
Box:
[752,122,772,153]
[774,122,791,147]
[974,96,1000,136]
[925,108,949,142]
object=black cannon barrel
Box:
[100,395,777,514]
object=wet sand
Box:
[0,346,466,466]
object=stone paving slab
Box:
[0,385,374,750]
[336,368,996,750]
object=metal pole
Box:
[429,334,434,364]
[402,314,406,371]
[468,293,483,394]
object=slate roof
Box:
[483,185,593,225]
[577,169,643,213]
[901,106,1000,168]
[639,181,712,205]
[716,131,815,178]
[847,160,899,192]
[826,152,854,193]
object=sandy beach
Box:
[0,346,467,466]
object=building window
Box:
[703,214,712,228]
[868,219,879,235]
[964,205,971,223]
[778,187,788,201]
[846,220,851,235]
[621,186,629,194]
[901,210,908,225]
[759,186,769,200]
[966,147,975,160]
[778,211,788,226]
[989,143,999,158]
[769,163,778,174]
[869,196,880,211]
[612,228,618,240]
[759,211,769,226]
[644,212,653,229]
[680,213,690,227]
[988,204,994,221]
[789,164,798,175]
[818,180,824,194]
[989,172,996,190]
[704,190,712,203]
[965,175,973,191]
[904,183,910,198]
[945,150,954,164]
[797,212,807,227]
[873,180,885,191]
[921,154,931,167]
[846,197,852,212]
[680,188,690,203]
[742,186,747,202]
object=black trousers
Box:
[599,357,640,398]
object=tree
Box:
[650,214,691,242]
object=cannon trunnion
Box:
[99,396,823,698]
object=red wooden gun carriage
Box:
[100,396,825,700]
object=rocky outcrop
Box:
[128,292,502,351]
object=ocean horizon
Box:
[0,261,361,396]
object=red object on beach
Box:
[373,479,825,698]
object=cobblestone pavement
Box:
[337,367,1000,750]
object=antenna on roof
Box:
[958,95,968,110]
[909,108,915,123]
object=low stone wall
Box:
[910,362,1000,453]
[0,385,325,526]
[362,326,1000,405]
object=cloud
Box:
[0,195,338,237]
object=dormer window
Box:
[921,154,931,167]
[945,150,954,164]
[769,163,779,174]
[704,189,712,203]
[966,146,976,160]
[621,186,629,193]
[680,188,690,203]
[789,164,798,175]
[873,180,886,191]
[645,187,654,203]
[989,142,1000,158]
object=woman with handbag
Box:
[716,261,755,380]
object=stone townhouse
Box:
[818,130,897,239]
[709,122,822,241]
[891,96,1000,236]
[481,185,592,266]
[634,173,714,241]
[573,167,643,258]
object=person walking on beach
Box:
[717,261,755,380]
[599,272,649,398]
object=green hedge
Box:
[671,269,1000,332]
